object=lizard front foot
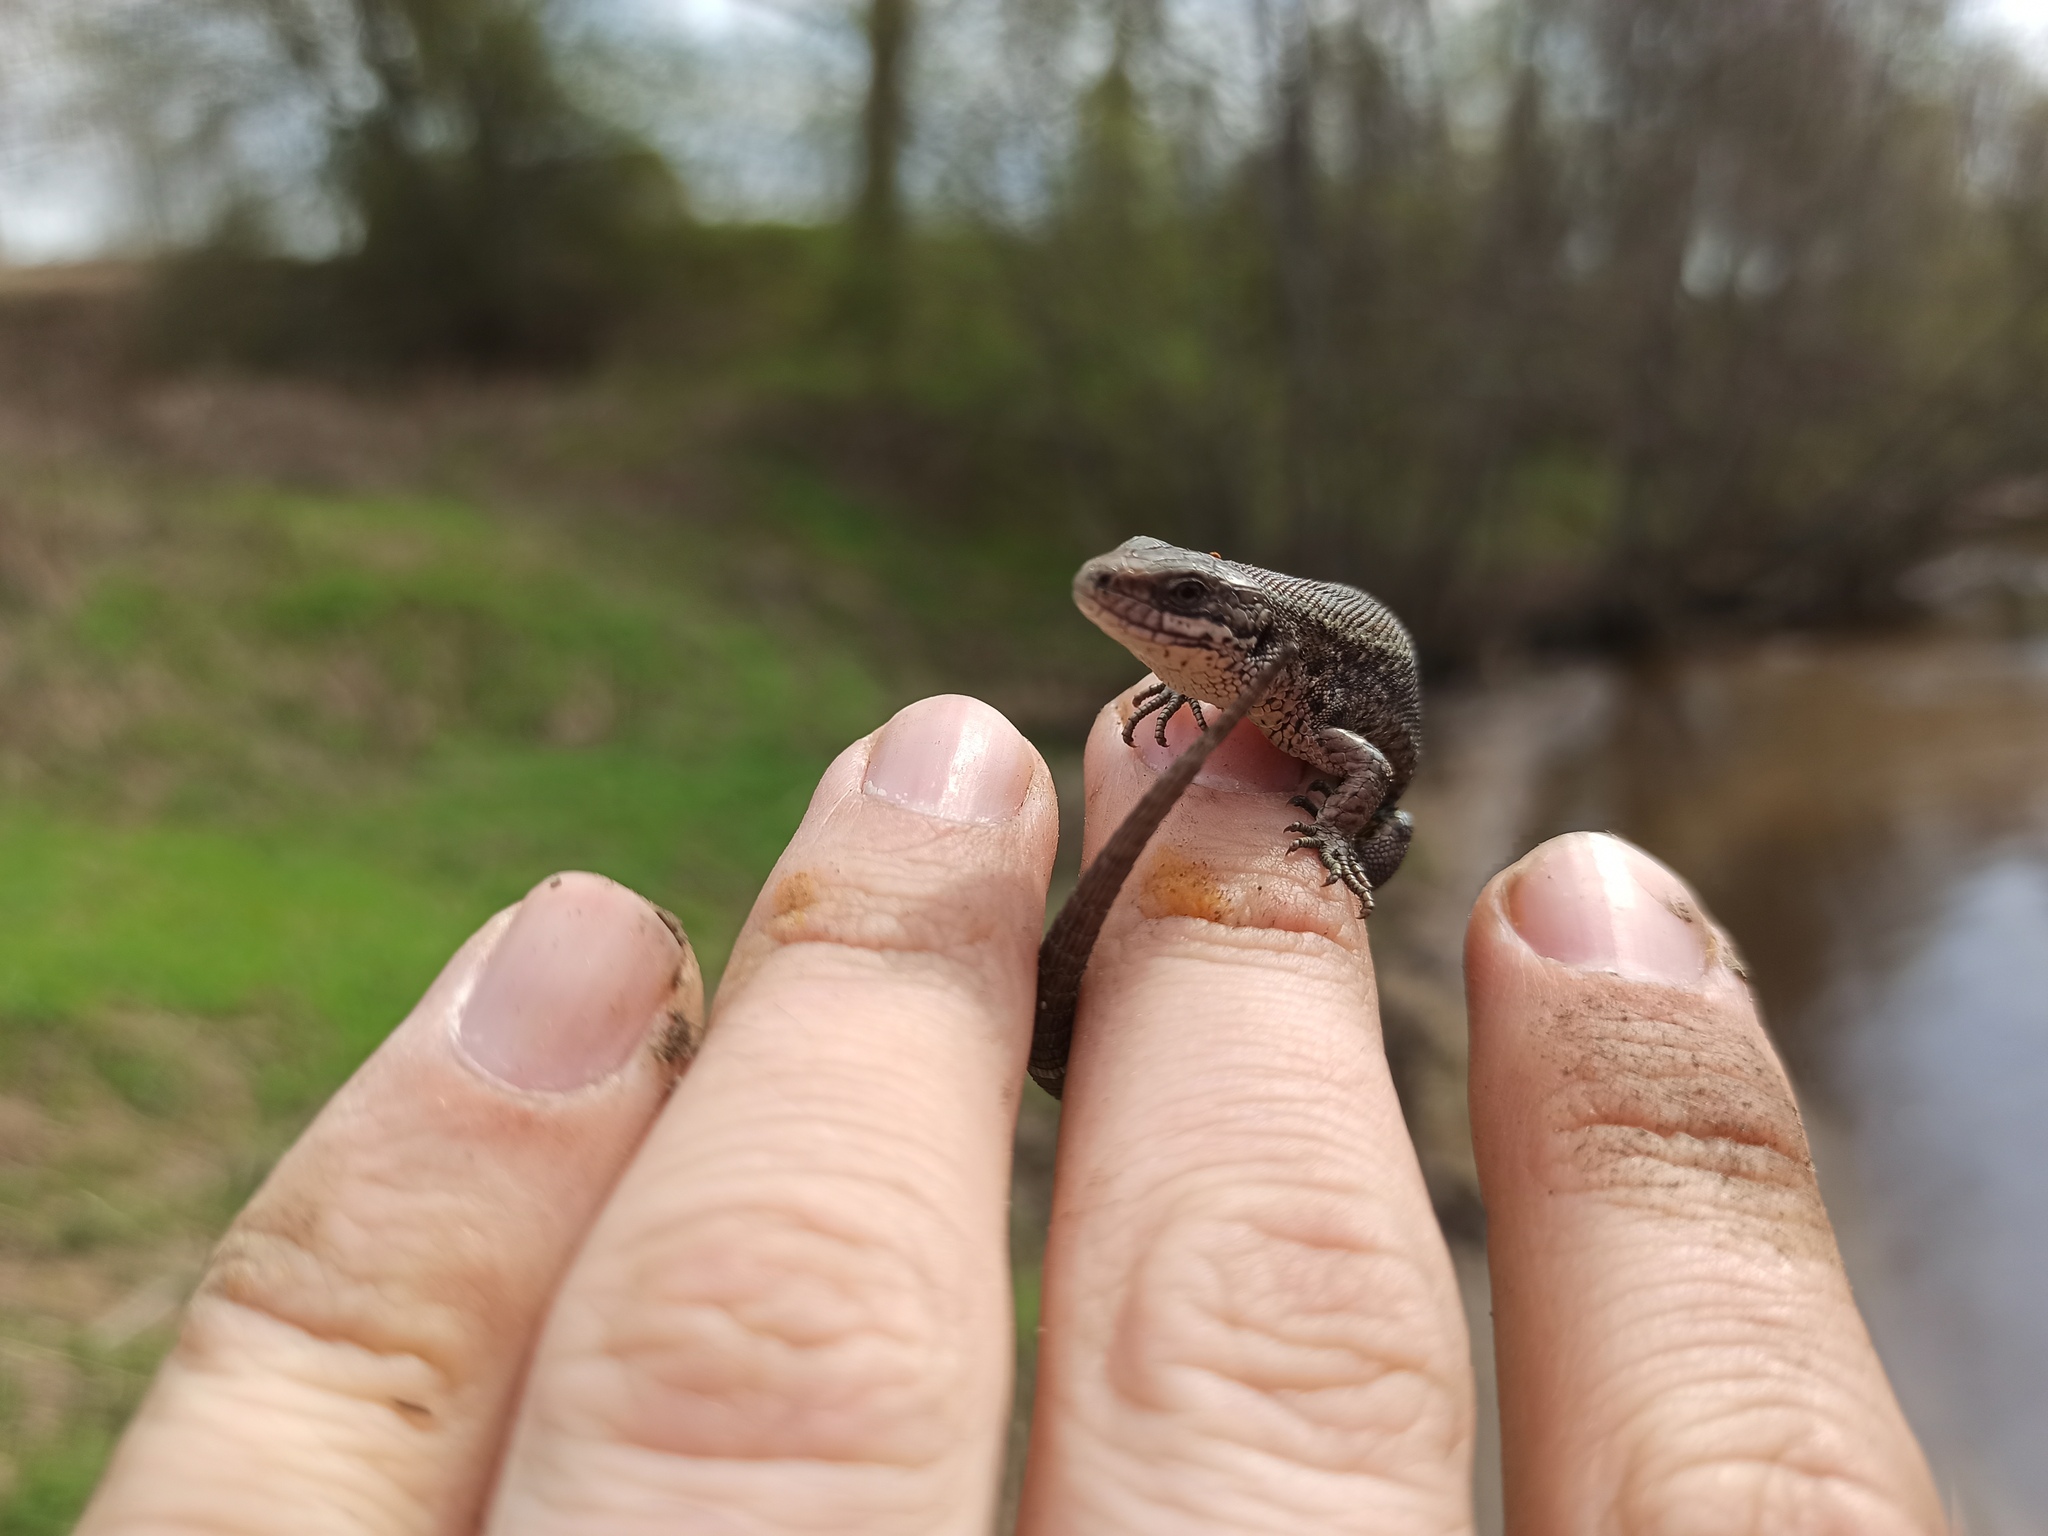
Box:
[1123,683,1208,747]
[1287,779,1338,816]
[1285,822,1376,916]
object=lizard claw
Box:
[1122,682,1174,745]
[1148,690,1199,747]
[1122,684,1219,748]
[1286,822,1377,916]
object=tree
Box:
[93,0,686,366]
[845,0,912,362]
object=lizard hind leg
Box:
[1285,823,1376,915]
[1284,728,1397,917]
[1355,806,1413,891]
[1287,807,1411,917]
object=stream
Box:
[1522,632,2048,1534]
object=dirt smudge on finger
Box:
[1138,850,1230,923]
[769,870,819,930]
[646,910,707,1074]
[1528,978,1836,1263]
[1122,842,1358,949]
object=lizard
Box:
[1029,536,1422,1099]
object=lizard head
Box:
[1073,537,1274,699]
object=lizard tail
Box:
[1028,642,1296,1100]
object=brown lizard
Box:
[1028,537,1422,1099]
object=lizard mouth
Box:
[1075,582,1235,652]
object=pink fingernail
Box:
[457,872,687,1091]
[1507,833,1708,984]
[863,695,1034,823]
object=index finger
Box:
[486,695,1057,1535]
[1022,691,1475,1534]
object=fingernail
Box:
[1507,832,1708,984]
[863,694,1033,823]
[1129,698,1307,792]
[457,872,689,1092]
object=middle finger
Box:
[1022,692,1474,1535]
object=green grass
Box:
[0,453,904,1525]
[3,1423,123,1536]
[0,734,851,1079]
[0,469,888,1074]
[0,810,475,1100]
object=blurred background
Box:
[3,0,2048,1527]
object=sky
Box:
[1977,0,2048,46]
[5,0,2048,264]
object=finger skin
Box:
[80,873,698,1536]
[1467,835,1945,1536]
[489,699,1058,1535]
[1021,692,1475,1536]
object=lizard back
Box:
[1226,560,1423,794]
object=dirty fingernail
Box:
[458,872,692,1092]
[1507,832,1708,984]
[864,694,1034,823]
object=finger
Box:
[489,695,1056,1535]
[1022,690,1474,1535]
[80,872,702,1536]
[1467,832,1944,1535]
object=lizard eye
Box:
[1168,577,1209,605]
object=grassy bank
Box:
[0,388,1004,1525]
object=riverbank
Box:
[2,363,2043,1531]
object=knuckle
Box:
[729,840,1034,994]
[1619,1444,1935,1536]
[184,1185,477,1424]
[717,859,1033,1039]
[1132,847,1361,949]
[763,859,993,954]
[1531,987,1829,1241]
[1604,1356,1945,1536]
[575,1188,976,1469]
[1103,1184,1469,1478]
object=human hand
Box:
[77,692,1945,1534]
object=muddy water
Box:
[1524,634,2048,1535]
